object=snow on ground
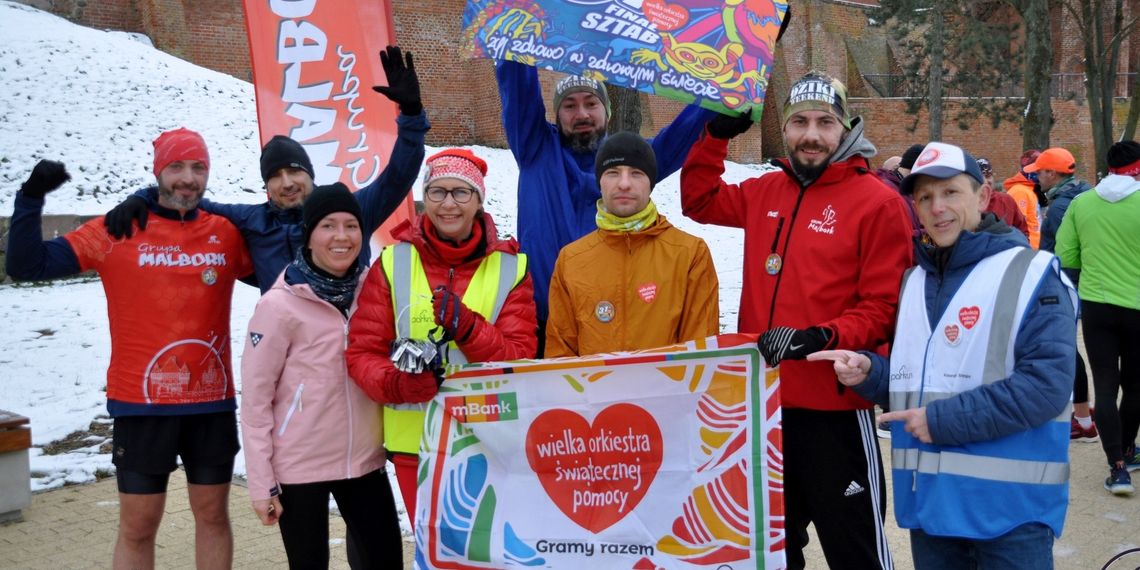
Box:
[0,0,771,520]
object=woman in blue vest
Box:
[346,148,538,526]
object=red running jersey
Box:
[64,212,253,416]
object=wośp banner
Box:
[460,0,788,120]
[241,0,414,246]
[415,334,787,569]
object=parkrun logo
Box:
[445,393,519,423]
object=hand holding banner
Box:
[460,0,789,120]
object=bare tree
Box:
[1124,70,1140,141]
[874,0,1023,142]
[1005,0,1055,150]
[1063,0,1138,177]
[605,85,644,135]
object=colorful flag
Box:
[461,0,788,120]
[241,0,414,243]
[415,334,787,569]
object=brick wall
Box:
[855,98,1133,183]
[15,0,1138,168]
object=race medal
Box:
[201,267,218,286]
[765,253,783,275]
[595,301,615,323]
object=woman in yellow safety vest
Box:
[346,148,537,526]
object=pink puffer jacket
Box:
[240,269,384,501]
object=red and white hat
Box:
[423,149,488,199]
[900,142,984,195]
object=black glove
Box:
[758,326,833,366]
[372,45,422,116]
[20,160,70,199]
[103,195,149,239]
[707,111,753,140]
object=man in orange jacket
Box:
[545,133,719,357]
[1003,149,1042,248]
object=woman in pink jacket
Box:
[240,183,402,568]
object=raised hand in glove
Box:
[372,45,422,116]
[707,111,753,140]
[104,195,149,239]
[432,286,478,343]
[20,160,70,199]
[758,326,833,366]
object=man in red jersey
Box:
[681,71,913,569]
[6,128,253,570]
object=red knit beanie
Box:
[153,128,210,176]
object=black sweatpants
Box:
[1074,352,1090,405]
[1082,300,1140,465]
[782,408,893,569]
[278,468,403,569]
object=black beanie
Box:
[260,135,314,184]
[595,132,658,189]
[1107,141,1140,168]
[899,144,925,170]
[302,182,363,246]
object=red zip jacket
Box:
[681,133,914,410]
[346,212,538,404]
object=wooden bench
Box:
[0,410,31,522]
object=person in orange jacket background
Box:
[1003,149,1043,248]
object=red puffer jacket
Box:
[346,212,538,404]
[681,133,914,411]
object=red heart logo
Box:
[642,0,690,31]
[958,306,980,329]
[945,324,960,343]
[525,404,663,533]
[638,283,657,303]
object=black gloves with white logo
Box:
[758,326,833,366]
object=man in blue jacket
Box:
[105,46,428,293]
[810,142,1076,569]
[495,61,716,352]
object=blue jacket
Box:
[495,61,717,323]
[131,112,429,293]
[1039,175,1091,253]
[855,219,1075,538]
[857,220,1075,445]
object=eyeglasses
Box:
[424,186,476,204]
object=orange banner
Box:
[241,0,412,244]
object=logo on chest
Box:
[958,306,981,329]
[807,204,837,235]
[637,283,657,303]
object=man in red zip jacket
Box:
[680,71,914,569]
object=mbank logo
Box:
[445,393,519,423]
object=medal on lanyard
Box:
[766,217,786,276]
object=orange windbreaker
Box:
[545,214,719,357]
[1003,173,1041,248]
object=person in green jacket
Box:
[1055,140,1140,496]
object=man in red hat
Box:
[6,128,253,569]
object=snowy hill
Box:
[0,1,768,496]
